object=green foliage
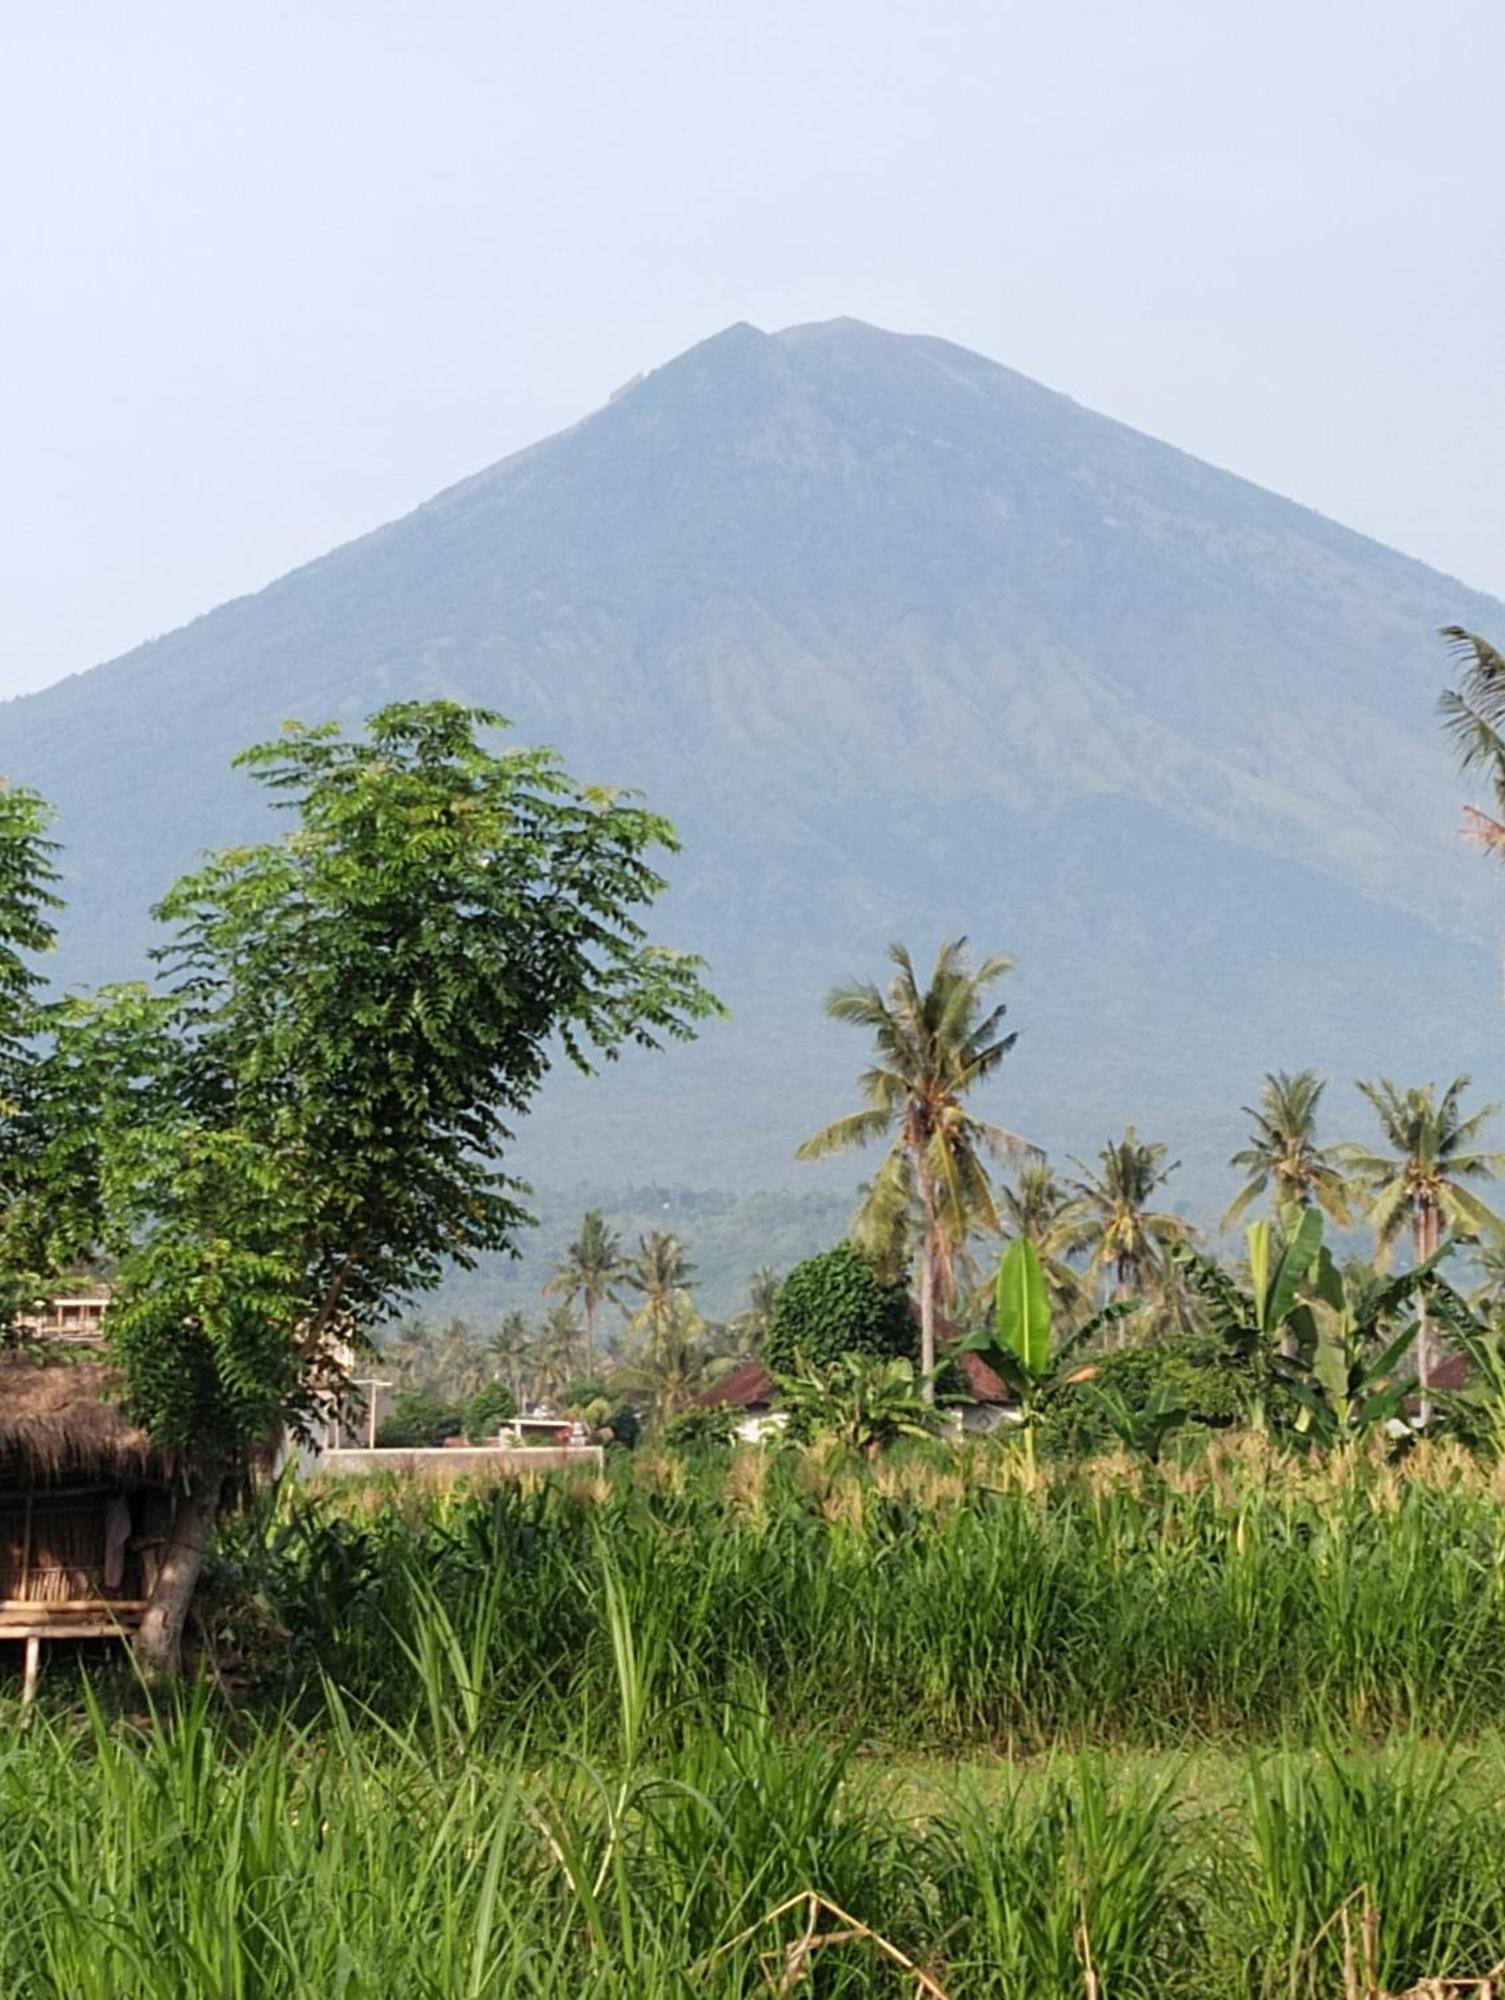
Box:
[656,1404,737,1450]
[762,1242,915,1373]
[960,1242,1137,1463]
[994,1235,1051,1378]
[1038,1337,1248,1455]
[461,1380,517,1442]
[0,780,100,1332]
[373,1391,462,1449]
[66,701,718,1456]
[775,1352,940,1457]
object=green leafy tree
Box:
[462,1379,518,1442]
[1223,1070,1350,1227]
[1344,1075,1505,1422]
[1059,1127,1193,1309]
[797,940,1030,1396]
[375,1391,462,1449]
[63,700,716,1671]
[543,1209,626,1370]
[0,781,101,1331]
[762,1243,914,1375]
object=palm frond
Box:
[796,1106,894,1160]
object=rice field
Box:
[8,1436,1505,1996]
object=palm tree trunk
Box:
[584,1295,595,1376]
[918,1174,939,1402]
[1416,1205,1439,1428]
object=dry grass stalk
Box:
[1320,1886,1505,2000]
[697,1891,950,1998]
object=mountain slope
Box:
[2,318,1501,1199]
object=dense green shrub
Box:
[657,1405,737,1449]
[461,1381,517,1442]
[763,1243,915,1373]
[373,1391,462,1448]
[1039,1336,1248,1455]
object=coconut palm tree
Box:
[543,1210,626,1370]
[1223,1069,1351,1227]
[612,1312,721,1420]
[1438,627,1505,857]
[532,1303,585,1405]
[624,1231,697,1355]
[384,1316,435,1390]
[797,939,1031,1396]
[435,1317,485,1399]
[1344,1075,1505,1421]
[487,1309,532,1405]
[1058,1127,1194,1308]
[732,1266,781,1353]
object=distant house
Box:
[14,1282,112,1347]
[944,1348,1017,1435]
[0,1352,176,1700]
[692,1361,784,1443]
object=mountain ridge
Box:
[2,318,1501,1200]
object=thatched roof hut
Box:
[0,1356,173,1486]
[0,1357,177,1695]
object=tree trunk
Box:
[133,1457,226,1679]
[918,1179,939,1402]
[1415,1207,1439,1430]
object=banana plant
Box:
[1172,1208,1327,1429]
[959,1237,1134,1468]
[1074,1380,1189,1465]
[1178,1209,1448,1442]
[1424,1283,1505,1454]
[1281,1311,1417,1446]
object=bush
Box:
[462,1381,518,1442]
[1039,1336,1247,1456]
[374,1392,462,1449]
[763,1244,915,1374]
[658,1405,737,1450]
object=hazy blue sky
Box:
[3,1,1501,698]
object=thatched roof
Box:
[0,1356,173,1483]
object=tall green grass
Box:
[12,1439,1505,1993]
[2,1651,1504,1994]
[195,1438,1505,1749]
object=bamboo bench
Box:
[0,1600,147,1703]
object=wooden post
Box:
[21,1636,40,1707]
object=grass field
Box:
[7,1437,1505,1996]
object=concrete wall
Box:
[313,1446,605,1478]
